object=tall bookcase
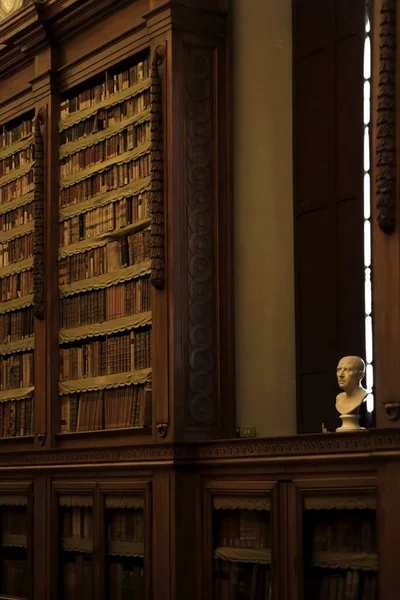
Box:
[0,0,234,598]
[0,114,35,439]
[58,55,153,435]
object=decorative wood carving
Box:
[156,423,168,438]
[36,433,46,446]
[33,107,46,320]
[185,46,217,427]
[383,401,400,420]
[376,0,396,233]
[0,0,24,21]
[0,431,396,468]
[150,45,165,291]
[196,431,400,461]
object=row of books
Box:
[0,557,29,598]
[60,154,150,207]
[108,509,144,543]
[0,397,34,437]
[63,507,92,540]
[0,145,34,177]
[0,119,32,150]
[60,91,151,144]
[0,170,34,204]
[60,385,151,432]
[59,330,152,381]
[215,560,271,600]
[0,307,34,344]
[63,556,92,600]
[60,122,150,177]
[0,232,33,267]
[60,58,150,119]
[59,230,151,285]
[0,203,33,232]
[309,570,377,600]
[217,511,271,550]
[60,279,151,329]
[0,352,34,390]
[312,518,376,554]
[0,270,32,302]
[59,193,150,246]
[109,563,145,600]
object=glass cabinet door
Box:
[104,495,145,600]
[58,494,93,600]
[212,496,272,600]
[0,493,31,599]
[303,495,378,599]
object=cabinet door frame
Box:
[289,475,378,600]
[202,479,277,600]
[96,480,152,600]
[0,481,33,600]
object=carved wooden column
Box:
[146,0,235,443]
[371,0,400,426]
[31,46,60,448]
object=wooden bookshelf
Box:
[58,56,153,435]
[303,496,378,599]
[0,492,31,599]
[59,495,93,599]
[212,495,272,600]
[105,497,146,599]
[0,114,35,440]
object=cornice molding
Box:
[0,430,398,470]
[195,430,400,462]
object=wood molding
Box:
[0,431,396,469]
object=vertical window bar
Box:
[364,8,374,412]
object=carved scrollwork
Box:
[185,47,216,427]
[156,423,168,438]
[33,107,46,320]
[150,45,165,290]
[36,433,46,446]
[376,0,396,233]
[383,401,400,420]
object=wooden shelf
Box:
[62,537,92,554]
[311,551,378,571]
[214,546,271,565]
[59,259,151,297]
[59,78,151,131]
[1,534,27,549]
[58,218,151,259]
[108,540,144,557]
[58,367,151,395]
[59,311,152,343]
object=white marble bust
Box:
[335,356,367,432]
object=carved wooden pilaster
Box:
[376,0,396,233]
[185,46,217,428]
[33,107,46,320]
[150,45,165,291]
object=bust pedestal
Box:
[336,412,365,432]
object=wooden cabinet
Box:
[0,483,33,600]
[290,477,378,600]
[0,0,235,452]
[203,480,275,600]
[52,480,151,600]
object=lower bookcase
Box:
[0,485,32,600]
[105,496,145,599]
[204,481,274,600]
[53,481,150,600]
[300,490,378,600]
